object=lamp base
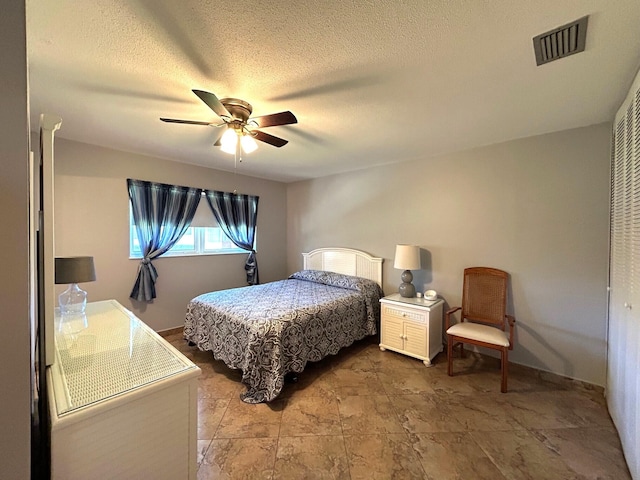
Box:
[59,283,88,315]
[398,270,416,298]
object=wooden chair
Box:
[446,267,516,392]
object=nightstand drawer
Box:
[382,304,427,324]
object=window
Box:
[129,201,249,258]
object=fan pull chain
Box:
[233,136,240,194]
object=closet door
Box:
[608,81,640,480]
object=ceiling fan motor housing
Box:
[220,98,252,122]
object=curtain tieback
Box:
[140,257,158,282]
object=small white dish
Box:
[424,289,438,301]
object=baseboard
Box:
[452,349,604,396]
[157,326,184,338]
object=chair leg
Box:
[460,342,465,358]
[447,335,453,376]
[501,347,508,393]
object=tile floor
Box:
[163,332,632,480]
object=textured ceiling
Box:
[27,0,640,183]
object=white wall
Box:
[287,123,611,386]
[52,138,288,331]
[0,1,31,478]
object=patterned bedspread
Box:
[184,270,383,403]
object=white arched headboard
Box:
[302,247,383,287]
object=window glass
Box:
[171,228,196,252]
[129,209,249,258]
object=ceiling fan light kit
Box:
[220,128,239,154]
[161,89,297,160]
[241,134,258,153]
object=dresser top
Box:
[51,299,198,416]
[380,293,443,309]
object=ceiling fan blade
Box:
[253,130,288,148]
[160,118,212,125]
[213,127,225,146]
[251,111,297,128]
[192,89,231,119]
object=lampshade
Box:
[55,257,96,284]
[220,128,238,154]
[56,257,96,316]
[394,245,420,270]
[241,134,258,153]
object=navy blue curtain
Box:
[128,179,202,301]
[205,190,260,285]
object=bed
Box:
[184,248,384,403]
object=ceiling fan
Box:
[160,90,297,155]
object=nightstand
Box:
[379,293,444,366]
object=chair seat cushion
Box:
[446,322,510,347]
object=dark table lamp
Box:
[55,256,96,315]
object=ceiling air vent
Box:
[533,16,588,66]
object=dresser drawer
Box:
[382,304,427,324]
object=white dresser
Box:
[47,300,200,480]
[379,293,444,366]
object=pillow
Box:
[290,270,384,334]
[289,270,381,295]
